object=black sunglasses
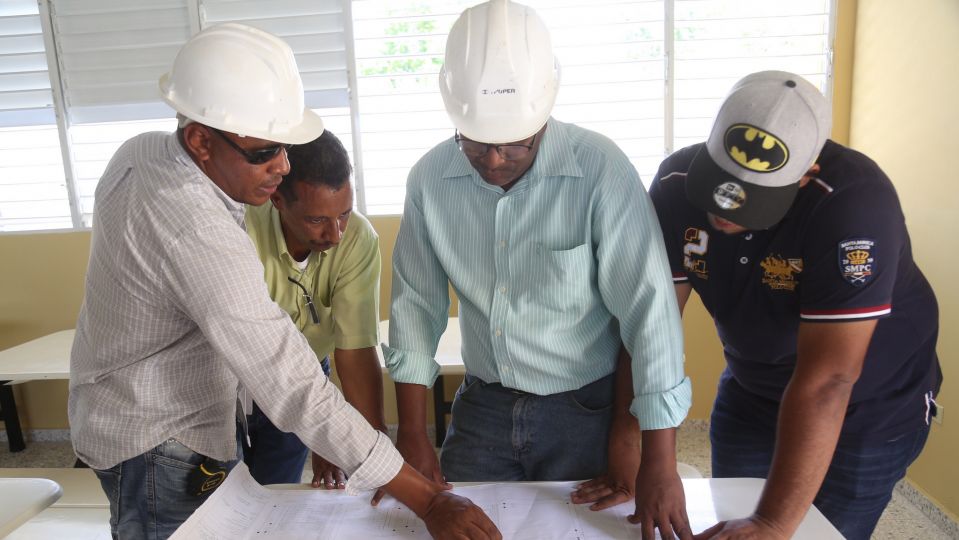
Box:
[210,128,291,165]
[454,132,537,161]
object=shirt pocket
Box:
[531,243,594,313]
[298,303,334,348]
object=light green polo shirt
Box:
[245,203,381,358]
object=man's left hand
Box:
[693,516,789,540]
[570,436,640,510]
[628,464,692,539]
[311,452,347,489]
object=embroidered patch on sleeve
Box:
[682,227,709,280]
[839,238,876,287]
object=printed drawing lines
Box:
[476,484,637,539]
[372,503,430,538]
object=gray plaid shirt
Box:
[69,132,401,494]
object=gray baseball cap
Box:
[685,71,832,230]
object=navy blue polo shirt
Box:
[650,140,942,443]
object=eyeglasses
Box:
[287,276,319,324]
[454,132,537,160]
[210,128,291,165]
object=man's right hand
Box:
[378,462,498,539]
[372,427,450,505]
[422,490,502,540]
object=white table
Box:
[0,472,840,539]
[0,330,74,452]
[0,468,109,539]
[0,478,63,537]
[0,330,74,381]
[262,477,841,539]
[0,469,108,508]
[684,478,841,538]
[377,318,465,446]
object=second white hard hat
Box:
[159,23,324,144]
[439,0,561,144]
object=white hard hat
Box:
[159,23,324,144]
[439,0,560,144]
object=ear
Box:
[181,124,213,164]
[798,163,822,188]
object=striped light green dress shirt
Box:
[384,118,691,430]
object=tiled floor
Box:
[1,426,955,539]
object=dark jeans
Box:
[237,356,330,485]
[93,438,239,540]
[710,374,931,540]
[440,373,615,481]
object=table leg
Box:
[432,376,453,448]
[0,382,26,452]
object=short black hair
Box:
[277,130,353,201]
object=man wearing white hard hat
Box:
[649,70,942,539]
[383,1,693,538]
[69,23,500,540]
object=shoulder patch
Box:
[838,238,876,286]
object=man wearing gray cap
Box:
[649,70,942,539]
[69,22,499,540]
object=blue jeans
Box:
[239,401,309,485]
[93,438,239,540]
[237,356,330,485]
[710,374,931,540]
[440,373,614,481]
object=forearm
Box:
[381,463,442,517]
[640,427,678,471]
[395,382,430,433]
[611,347,640,446]
[335,347,387,431]
[755,320,872,535]
[755,379,853,535]
[596,175,686,425]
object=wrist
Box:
[639,428,678,466]
[751,512,793,540]
[396,423,428,438]
[384,464,443,518]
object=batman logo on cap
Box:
[724,124,789,173]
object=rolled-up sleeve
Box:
[385,171,450,388]
[342,431,405,494]
[629,376,692,430]
[593,161,691,430]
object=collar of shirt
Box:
[440,117,585,190]
[165,132,247,227]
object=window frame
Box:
[1,0,837,232]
